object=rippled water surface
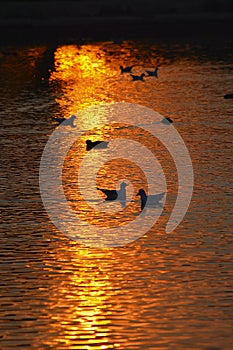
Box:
[0,37,233,349]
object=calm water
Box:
[0,37,233,349]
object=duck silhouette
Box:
[224,93,233,99]
[130,73,145,81]
[86,140,109,151]
[136,189,165,210]
[146,67,158,77]
[97,182,128,201]
[55,115,76,127]
[120,65,134,74]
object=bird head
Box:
[136,189,145,196]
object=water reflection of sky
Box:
[48,43,174,238]
[50,44,115,115]
[0,38,232,349]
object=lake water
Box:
[0,35,233,349]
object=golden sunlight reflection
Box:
[46,43,175,248]
[47,42,179,243]
[49,44,115,117]
[40,241,186,349]
[42,247,122,349]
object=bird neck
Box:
[118,186,126,200]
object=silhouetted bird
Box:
[136,189,165,210]
[55,115,76,127]
[130,73,145,81]
[162,117,173,124]
[86,140,109,151]
[146,67,158,77]
[224,93,233,99]
[97,182,127,201]
[120,65,134,74]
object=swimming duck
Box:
[130,73,145,81]
[97,182,127,201]
[55,115,76,127]
[162,117,173,124]
[120,65,134,74]
[86,140,109,151]
[136,189,165,210]
[146,67,158,77]
[224,93,233,99]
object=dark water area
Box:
[0,19,233,349]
